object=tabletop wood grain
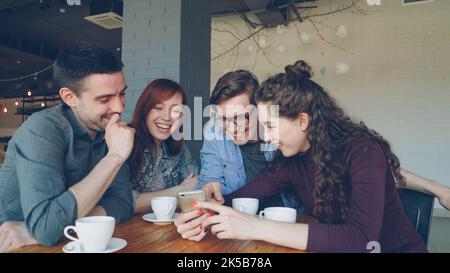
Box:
[13,213,308,253]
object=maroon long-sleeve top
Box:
[225,137,427,253]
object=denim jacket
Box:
[198,120,301,210]
[132,142,198,195]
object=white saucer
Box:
[62,237,127,253]
[142,212,180,224]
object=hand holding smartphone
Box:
[176,189,207,213]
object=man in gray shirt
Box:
[0,42,135,251]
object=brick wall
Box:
[121,0,182,122]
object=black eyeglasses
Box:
[215,112,251,128]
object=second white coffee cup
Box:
[151,196,177,220]
[259,207,297,223]
[232,198,259,215]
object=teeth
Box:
[155,123,171,130]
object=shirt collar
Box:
[63,104,105,142]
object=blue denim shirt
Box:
[198,120,301,210]
[198,120,273,194]
[0,104,133,246]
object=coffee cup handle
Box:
[63,226,80,243]
[259,211,265,219]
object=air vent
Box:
[85,12,123,30]
[84,0,123,30]
[402,0,434,6]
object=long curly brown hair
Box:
[255,60,405,223]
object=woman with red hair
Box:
[128,79,198,214]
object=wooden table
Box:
[13,214,307,253]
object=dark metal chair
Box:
[398,188,434,244]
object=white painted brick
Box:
[121,50,135,63]
[124,0,151,12]
[125,58,149,70]
[128,79,150,90]
[135,10,161,21]
[148,55,180,69]
[135,46,165,59]
[126,18,151,32]
[133,67,164,80]
[163,65,180,77]
[163,0,181,9]
[122,30,135,43]
[163,45,180,56]
[164,3,181,20]
[148,35,180,47]
[164,25,181,36]
[122,0,185,111]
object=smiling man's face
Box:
[71,71,127,136]
[216,92,258,145]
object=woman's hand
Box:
[174,209,212,241]
[194,202,309,250]
[194,201,262,241]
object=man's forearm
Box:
[69,153,125,218]
[88,206,107,216]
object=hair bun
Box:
[285,60,313,79]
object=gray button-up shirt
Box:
[0,104,133,246]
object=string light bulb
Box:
[258,35,266,48]
[336,25,348,38]
[277,24,286,35]
[41,102,45,107]
[277,45,286,53]
[3,106,7,113]
[27,90,32,96]
[14,100,19,106]
[300,32,312,44]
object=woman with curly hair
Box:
[174,60,427,253]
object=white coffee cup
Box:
[63,216,115,252]
[151,196,177,220]
[232,198,259,215]
[259,207,297,223]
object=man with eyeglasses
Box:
[196,70,300,214]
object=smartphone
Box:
[177,189,207,213]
